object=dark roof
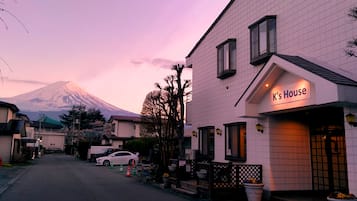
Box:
[0,101,19,112]
[30,115,63,129]
[277,54,357,87]
[186,0,235,58]
[109,115,141,123]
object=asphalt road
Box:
[0,154,191,201]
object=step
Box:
[171,185,197,195]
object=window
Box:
[199,126,215,160]
[217,39,236,79]
[225,122,246,162]
[111,123,115,133]
[249,15,276,65]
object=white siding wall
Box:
[268,118,311,191]
[191,0,357,132]
[345,107,357,194]
[0,108,8,123]
[188,0,357,193]
[0,136,12,162]
[134,123,141,138]
[39,131,65,151]
[118,121,135,138]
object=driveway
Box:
[0,154,194,201]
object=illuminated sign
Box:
[271,81,310,105]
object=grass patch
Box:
[1,163,13,168]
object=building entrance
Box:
[309,107,348,193]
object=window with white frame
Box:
[249,15,276,65]
[225,122,246,162]
[217,39,236,79]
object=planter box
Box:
[244,183,264,201]
[327,197,357,201]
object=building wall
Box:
[0,107,14,123]
[187,0,357,194]
[114,121,136,138]
[39,130,66,151]
[268,117,311,191]
[0,136,12,162]
[189,0,357,131]
[0,108,8,123]
[345,107,357,194]
[112,141,123,149]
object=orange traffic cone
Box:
[126,165,131,177]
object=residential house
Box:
[104,115,142,149]
[0,101,25,162]
[186,0,357,199]
[31,115,66,153]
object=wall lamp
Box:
[192,130,197,137]
[345,113,357,127]
[215,128,222,136]
[256,123,264,133]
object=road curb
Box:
[0,166,30,196]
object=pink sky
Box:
[0,1,230,114]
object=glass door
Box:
[311,127,348,192]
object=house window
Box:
[111,123,115,133]
[199,126,215,160]
[225,122,246,162]
[249,15,276,65]
[217,39,236,79]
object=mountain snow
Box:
[1,81,139,120]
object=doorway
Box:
[309,107,348,193]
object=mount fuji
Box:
[1,81,139,120]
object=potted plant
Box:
[243,178,264,201]
[327,192,357,201]
[162,172,170,188]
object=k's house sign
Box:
[271,81,310,105]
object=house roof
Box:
[276,54,357,87]
[30,115,63,129]
[0,101,19,113]
[234,54,357,108]
[186,0,235,58]
[109,115,142,123]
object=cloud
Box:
[131,58,185,69]
[1,77,49,85]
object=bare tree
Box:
[346,7,357,57]
[0,2,29,80]
[140,64,191,172]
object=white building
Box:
[105,115,142,149]
[186,0,357,199]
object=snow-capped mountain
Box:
[1,81,139,120]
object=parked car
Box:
[96,151,139,166]
[89,148,120,162]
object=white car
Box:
[96,151,139,166]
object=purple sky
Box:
[0,1,230,113]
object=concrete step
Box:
[171,185,197,195]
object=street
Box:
[0,154,192,201]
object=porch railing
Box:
[180,160,263,200]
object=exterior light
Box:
[215,128,222,136]
[192,131,197,137]
[256,123,264,133]
[345,113,357,127]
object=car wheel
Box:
[103,160,110,166]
